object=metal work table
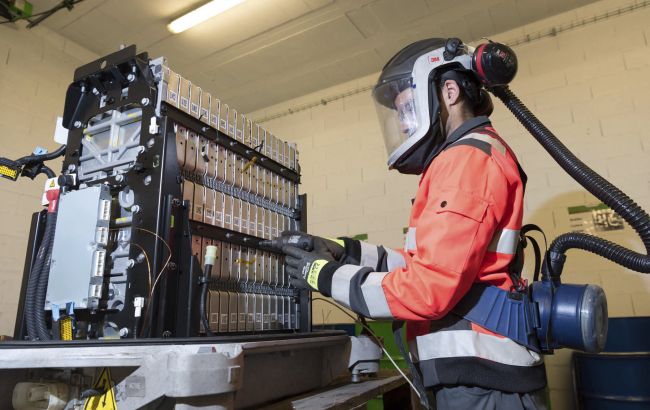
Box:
[0,331,350,409]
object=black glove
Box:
[261,231,346,262]
[283,245,337,291]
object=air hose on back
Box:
[490,85,650,278]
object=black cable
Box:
[0,0,85,26]
[392,321,432,410]
[39,165,55,179]
[34,211,58,341]
[16,145,66,166]
[24,213,53,340]
[490,85,650,277]
[200,264,214,336]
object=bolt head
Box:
[119,328,129,337]
[73,121,83,128]
[127,73,136,82]
[141,98,150,106]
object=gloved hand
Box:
[261,231,346,262]
[282,245,336,291]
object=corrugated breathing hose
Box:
[490,85,650,278]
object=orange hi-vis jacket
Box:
[317,116,546,392]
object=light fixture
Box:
[167,0,245,34]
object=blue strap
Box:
[454,285,541,352]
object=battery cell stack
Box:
[154,60,302,333]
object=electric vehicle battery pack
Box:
[16,48,307,342]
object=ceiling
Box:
[32,0,599,113]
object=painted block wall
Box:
[251,1,650,408]
[0,23,96,335]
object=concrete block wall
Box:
[0,23,96,335]
[251,0,650,407]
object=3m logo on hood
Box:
[430,56,440,62]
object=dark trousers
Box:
[433,386,547,410]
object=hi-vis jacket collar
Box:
[445,116,491,147]
[422,116,492,173]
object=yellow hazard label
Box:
[48,179,57,188]
[84,368,117,410]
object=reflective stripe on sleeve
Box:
[487,228,520,255]
[404,227,417,252]
[360,272,393,319]
[385,247,406,270]
[330,264,361,309]
[359,241,379,269]
[415,330,542,367]
[459,132,506,155]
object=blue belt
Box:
[453,284,541,352]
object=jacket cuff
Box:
[340,237,361,265]
[316,261,342,297]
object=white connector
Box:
[99,199,111,221]
[204,245,218,266]
[134,296,145,317]
[95,227,108,246]
[149,117,159,135]
[90,284,102,298]
[92,250,106,277]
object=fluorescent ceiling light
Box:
[168,0,245,34]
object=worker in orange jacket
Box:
[275,38,547,409]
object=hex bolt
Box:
[67,164,76,172]
[168,262,178,271]
[144,175,152,186]
[119,328,129,337]
[115,174,124,182]
[131,205,141,214]
[127,259,136,268]
[73,121,83,129]
[141,98,150,106]
[127,73,136,82]
[147,138,155,148]
[136,252,145,264]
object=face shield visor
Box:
[372,77,430,168]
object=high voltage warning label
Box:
[84,367,117,410]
